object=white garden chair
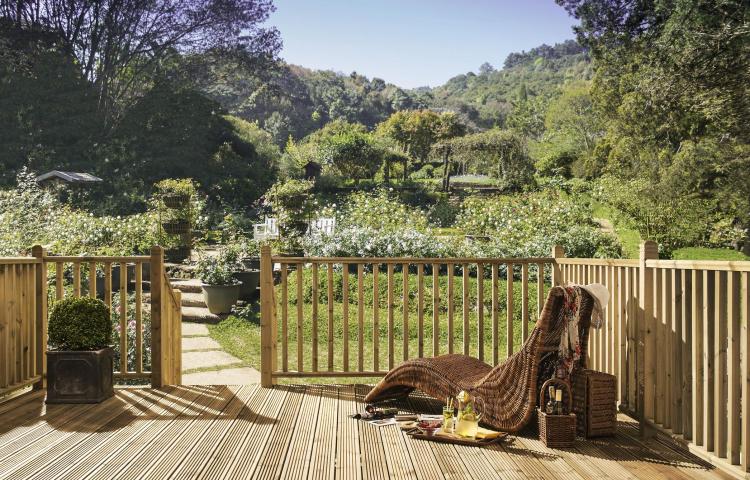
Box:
[310,217,336,236]
[253,217,279,241]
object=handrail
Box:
[45,255,150,263]
[646,259,750,272]
[273,256,554,264]
[555,258,639,267]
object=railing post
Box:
[551,245,565,286]
[150,246,165,388]
[174,289,182,386]
[638,240,658,437]
[31,245,47,390]
[260,245,276,387]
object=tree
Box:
[541,81,604,176]
[0,0,281,126]
[376,110,466,180]
[436,129,534,192]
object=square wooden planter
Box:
[572,369,617,438]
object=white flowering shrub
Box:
[456,190,622,258]
[0,169,158,256]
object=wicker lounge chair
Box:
[364,286,595,432]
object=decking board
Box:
[0,385,729,480]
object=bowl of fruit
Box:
[417,419,441,436]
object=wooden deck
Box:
[0,385,733,480]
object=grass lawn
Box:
[587,196,641,259]
[671,247,750,261]
[208,267,547,384]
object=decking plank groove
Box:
[0,385,730,480]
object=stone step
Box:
[182,350,243,371]
[182,336,221,351]
[180,292,206,308]
[182,322,209,336]
[181,306,224,324]
[182,367,260,385]
[171,279,202,294]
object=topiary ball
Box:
[48,297,111,351]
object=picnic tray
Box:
[408,430,509,447]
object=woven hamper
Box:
[572,369,617,438]
[537,379,576,448]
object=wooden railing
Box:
[0,254,45,397]
[260,242,750,476]
[557,241,750,476]
[0,245,181,397]
[260,245,555,385]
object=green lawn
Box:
[586,195,748,261]
[208,267,547,384]
[671,247,750,261]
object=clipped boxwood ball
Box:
[49,297,111,351]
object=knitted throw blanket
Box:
[557,285,606,377]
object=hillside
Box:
[201,39,590,144]
[428,40,591,129]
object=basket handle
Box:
[538,378,573,414]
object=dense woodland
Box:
[0,0,748,259]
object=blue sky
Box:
[265,0,578,88]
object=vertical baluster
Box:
[402,264,409,361]
[282,264,289,372]
[506,263,514,358]
[297,263,304,372]
[462,263,469,356]
[342,264,349,372]
[447,264,454,355]
[119,262,127,374]
[654,267,664,425]
[681,269,693,439]
[432,263,439,357]
[537,263,544,318]
[727,271,740,464]
[55,262,63,300]
[740,271,749,472]
[104,262,112,312]
[0,266,6,388]
[73,261,81,297]
[417,264,424,358]
[714,270,727,458]
[662,268,672,428]
[477,263,484,361]
[703,270,715,451]
[312,263,319,373]
[521,263,529,344]
[89,262,97,298]
[492,263,499,365]
[135,263,143,374]
[373,264,380,371]
[327,263,333,372]
[671,268,682,434]
[692,269,704,445]
[357,264,364,372]
[388,264,395,369]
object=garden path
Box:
[172,278,261,385]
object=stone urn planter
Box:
[46,297,114,404]
[201,283,242,314]
[233,270,260,301]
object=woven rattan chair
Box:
[364,286,594,432]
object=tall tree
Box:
[0,0,281,126]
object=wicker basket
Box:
[537,378,576,448]
[572,369,617,438]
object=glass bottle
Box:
[545,386,556,414]
[554,389,563,415]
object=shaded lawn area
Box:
[209,267,547,384]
